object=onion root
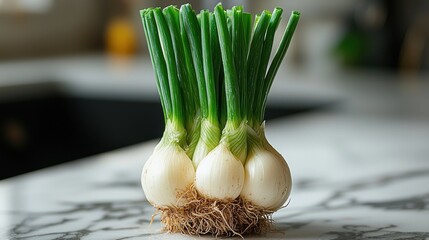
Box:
[156,184,274,237]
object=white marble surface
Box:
[1,56,429,239]
[1,110,429,239]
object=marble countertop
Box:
[1,56,429,239]
[1,111,429,240]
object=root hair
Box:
[157,184,274,237]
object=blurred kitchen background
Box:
[1,0,428,179]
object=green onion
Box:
[140,9,194,209]
[181,5,221,167]
[242,10,300,213]
[140,3,300,237]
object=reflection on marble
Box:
[1,113,429,240]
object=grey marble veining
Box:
[1,111,429,240]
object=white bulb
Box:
[195,143,245,200]
[141,144,195,207]
[241,149,292,210]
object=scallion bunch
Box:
[140,3,299,236]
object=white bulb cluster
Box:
[142,139,291,211]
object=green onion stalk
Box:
[242,9,301,211]
[140,8,195,208]
[180,5,221,168]
[140,3,300,237]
